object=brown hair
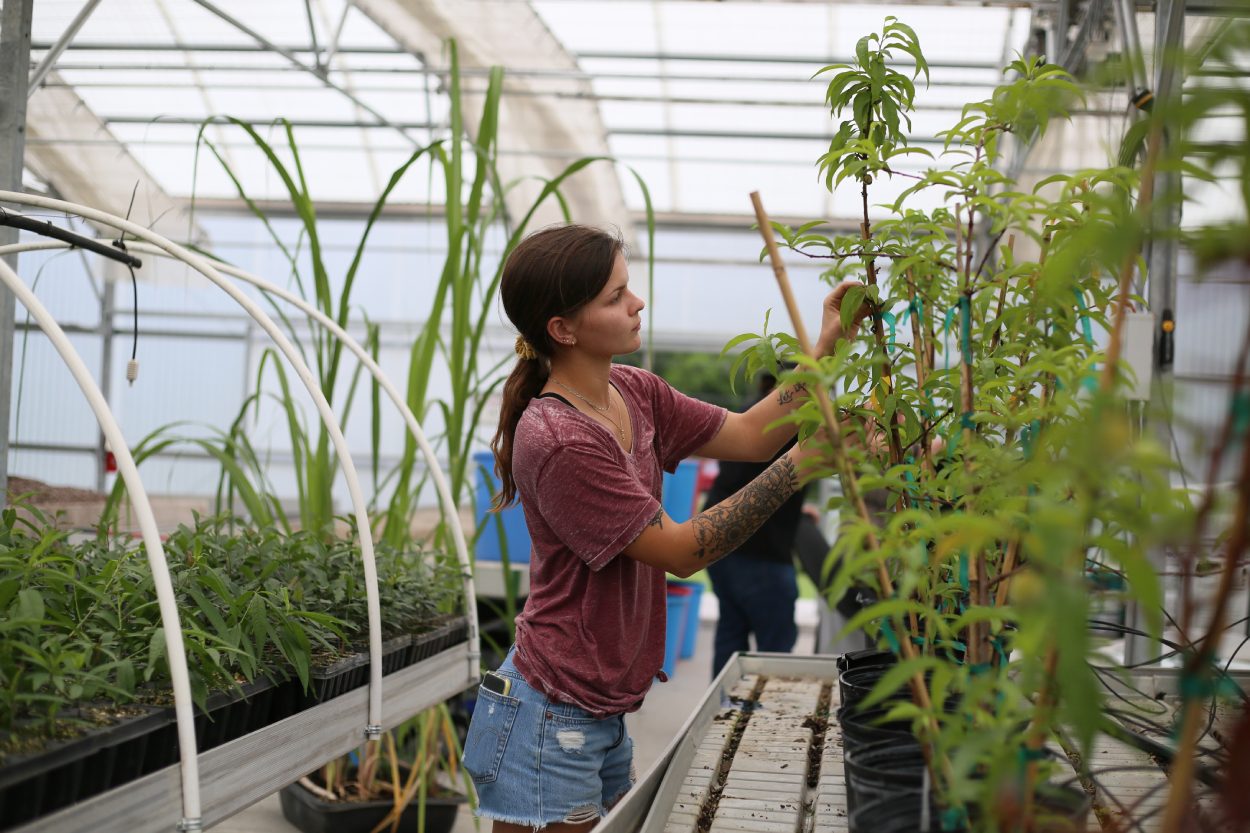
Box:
[489,224,625,509]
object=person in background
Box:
[703,372,810,677]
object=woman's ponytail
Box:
[489,353,547,510]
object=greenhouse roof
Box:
[22,0,1047,232]
[22,0,1242,238]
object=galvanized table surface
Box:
[600,653,1236,833]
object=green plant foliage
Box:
[0,507,458,756]
[730,16,1250,827]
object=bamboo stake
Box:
[904,268,936,477]
[994,538,1021,610]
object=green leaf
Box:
[840,285,868,333]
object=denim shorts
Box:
[463,648,635,827]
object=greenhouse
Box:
[1,0,1248,831]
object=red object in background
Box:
[104,451,117,473]
[694,459,718,512]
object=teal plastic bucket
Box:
[662,588,691,678]
[667,578,704,659]
[661,460,699,522]
[472,450,532,563]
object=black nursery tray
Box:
[304,634,413,704]
[0,705,169,830]
[409,615,469,665]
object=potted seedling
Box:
[280,704,472,833]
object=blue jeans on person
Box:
[707,556,798,677]
[463,647,635,827]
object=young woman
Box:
[464,224,864,832]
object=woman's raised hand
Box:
[814,280,871,357]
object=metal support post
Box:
[1111,0,1150,104]
[1124,0,1185,667]
[98,275,116,493]
[0,0,34,504]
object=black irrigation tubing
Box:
[1100,715,1226,790]
[0,208,143,269]
[1092,667,1171,716]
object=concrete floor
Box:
[215,618,816,833]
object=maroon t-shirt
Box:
[511,364,727,717]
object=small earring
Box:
[567,338,576,345]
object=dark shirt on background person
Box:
[702,376,809,677]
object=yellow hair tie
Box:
[514,335,538,361]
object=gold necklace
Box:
[552,378,627,442]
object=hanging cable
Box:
[115,182,141,385]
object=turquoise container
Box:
[662,588,691,678]
[661,460,700,522]
[666,578,704,659]
[472,450,532,563]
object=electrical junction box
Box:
[1122,311,1155,401]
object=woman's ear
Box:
[546,315,578,347]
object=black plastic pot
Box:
[850,792,955,833]
[837,649,895,674]
[844,738,924,815]
[839,665,903,711]
[848,783,1090,833]
[838,705,915,753]
[279,781,464,833]
[0,705,170,830]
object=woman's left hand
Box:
[815,281,871,357]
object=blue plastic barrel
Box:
[473,450,532,563]
[662,588,691,679]
[667,578,704,659]
[662,459,700,523]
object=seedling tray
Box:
[0,705,169,830]
[11,641,477,833]
[409,615,469,665]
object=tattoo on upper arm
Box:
[690,456,799,563]
[777,382,808,406]
[647,508,664,529]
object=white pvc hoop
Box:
[0,257,203,826]
[0,237,481,675]
[0,191,386,795]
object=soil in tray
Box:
[0,704,170,830]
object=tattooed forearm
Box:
[777,382,808,406]
[690,456,800,563]
[647,508,664,529]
